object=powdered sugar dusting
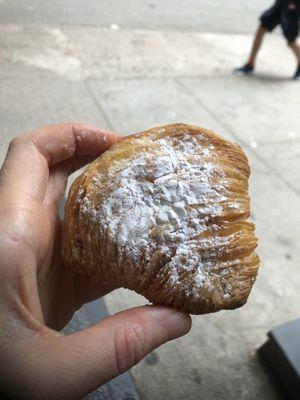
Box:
[80,133,238,301]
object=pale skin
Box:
[247,25,300,67]
[247,25,268,67]
[288,40,300,64]
[0,124,191,400]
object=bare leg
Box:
[288,41,300,79]
[247,25,268,66]
[288,41,300,65]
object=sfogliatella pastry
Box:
[62,124,259,314]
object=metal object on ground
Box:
[258,318,300,400]
[63,299,140,400]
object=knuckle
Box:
[8,136,22,151]
[114,322,147,374]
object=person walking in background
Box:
[234,0,300,80]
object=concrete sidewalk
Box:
[0,0,270,33]
[0,1,300,399]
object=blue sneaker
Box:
[233,63,254,75]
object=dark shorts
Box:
[260,0,299,42]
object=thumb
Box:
[11,306,191,400]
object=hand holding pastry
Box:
[0,124,191,400]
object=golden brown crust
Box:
[62,123,259,314]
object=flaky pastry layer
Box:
[63,124,259,314]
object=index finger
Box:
[24,123,120,165]
[0,123,120,204]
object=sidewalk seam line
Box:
[84,79,115,131]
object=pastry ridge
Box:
[63,123,259,314]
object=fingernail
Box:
[162,311,192,340]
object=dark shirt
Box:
[285,0,300,6]
[278,0,300,14]
[278,0,300,5]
